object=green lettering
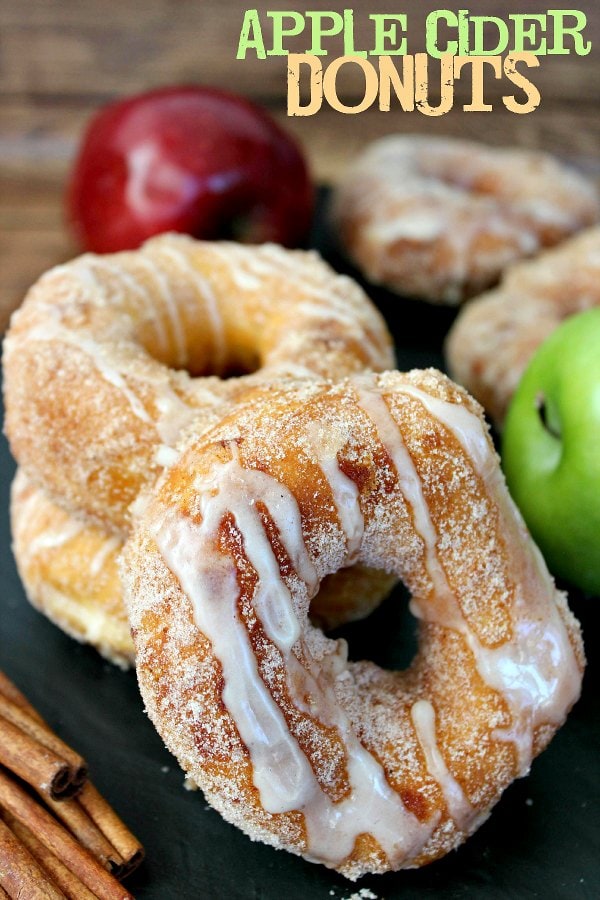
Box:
[471,16,509,55]
[237,9,265,60]
[370,14,407,55]
[342,9,367,57]
[510,15,547,54]
[306,11,344,55]
[267,11,305,56]
[548,10,591,55]
[457,9,470,55]
[426,10,459,58]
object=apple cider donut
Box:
[123,370,583,879]
[445,226,600,427]
[4,233,394,533]
[10,469,393,667]
[10,469,135,669]
[331,135,599,304]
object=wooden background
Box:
[1,0,599,332]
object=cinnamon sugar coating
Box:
[4,236,395,661]
[10,468,390,668]
[4,234,394,533]
[331,136,599,305]
[446,226,600,427]
[10,469,135,669]
[122,370,583,879]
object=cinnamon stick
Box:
[0,671,144,883]
[44,791,123,873]
[0,768,133,900]
[0,713,78,803]
[4,813,97,900]
[0,694,87,799]
[0,815,65,899]
[79,783,145,878]
[0,672,42,722]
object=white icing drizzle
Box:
[391,381,581,775]
[88,257,171,360]
[135,252,188,370]
[337,137,588,300]
[22,322,205,448]
[154,444,181,468]
[11,482,41,541]
[152,242,226,373]
[268,362,316,379]
[206,243,262,291]
[75,334,155,426]
[411,700,479,833]
[305,423,364,562]
[320,456,363,561]
[152,392,198,448]
[153,449,434,869]
[127,255,175,359]
[295,301,367,336]
[25,320,154,427]
[89,534,121,577]
[70,257,103,294]
[352,375,451,602]
[207,243,383,363]
[366,212,445,244]
[27,518,84,555]
[145,376,583,868]
[256,246,383,357]
[350,374,580,775]
[14,475,118,575]
[397,384,494,476]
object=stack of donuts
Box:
[3,136,590,879]
[5,234,397,666]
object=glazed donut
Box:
[10,469,394,666]
[4,233,394,533]
[331,135,599,304]
[445,226,600,427]
[122,370,583,879]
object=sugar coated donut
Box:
[10,469,393,666]
[445,226,600,427]
[5,237,396,662]
[4,234,394,533]
[331,136,599,304]
[123,370,583,879]
[10,469,135,668]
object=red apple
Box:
[67,86,314,252]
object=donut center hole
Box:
[321,576,418,671]
[186,348,261,380]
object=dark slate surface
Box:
[0,192,598,899]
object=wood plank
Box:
[1,102,599,334]
[2,98,600,183]
[1,1,598,331]
[0,1,597,102]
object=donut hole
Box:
[324,577,418,671]
[220,361,259,379]
[208,353,261,380]
[181,345,261,379]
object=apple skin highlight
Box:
[502,307,600,596]
[67,85,314,253]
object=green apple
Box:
[502,307,600,596]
